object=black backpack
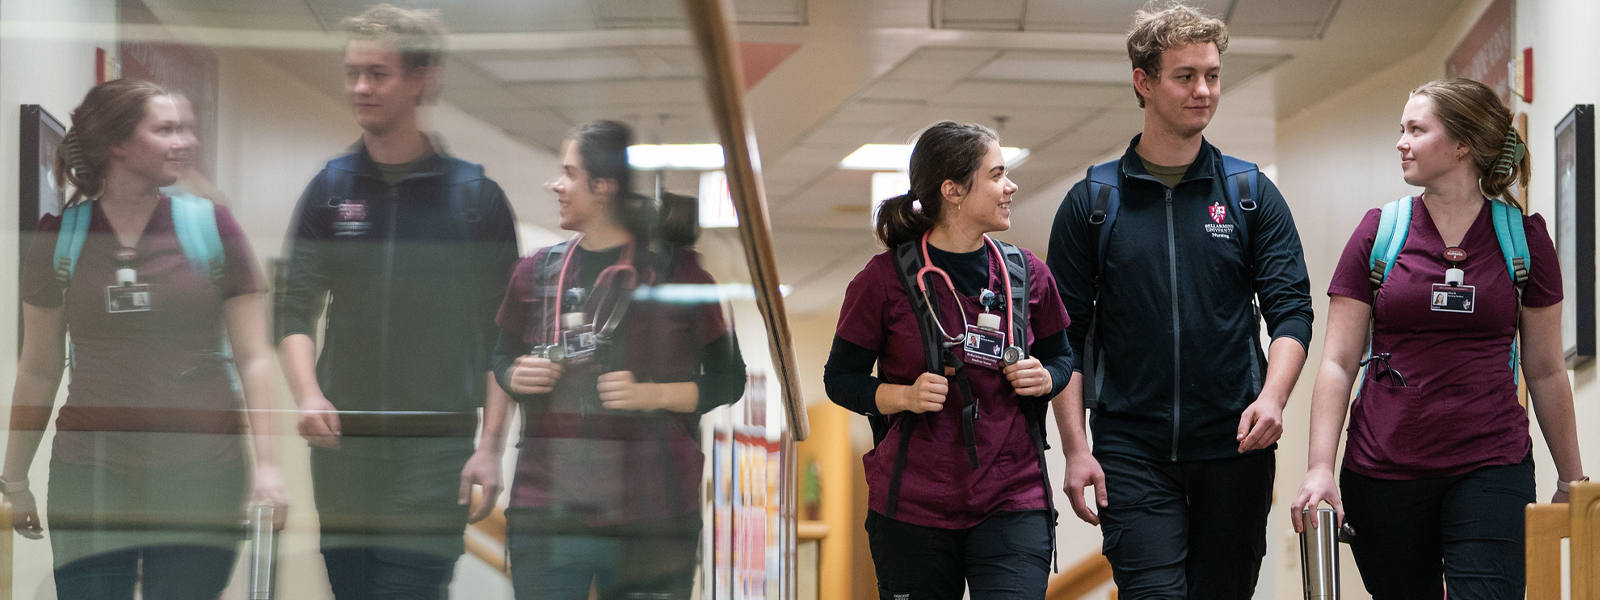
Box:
[873,238,1058,568]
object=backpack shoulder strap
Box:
[169,193,226,285]
[1368,197,1414,297]
[1489,200,1531,297]
[891,242,944,375]
[53,201,95,289]
[1086,160,1122,284]
[993,239,1031,356]
[1220,155,1260,263]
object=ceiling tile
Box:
[884,48,1000,82]
[860,79,949,102]
[936,81,1127,109]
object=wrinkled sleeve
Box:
[273,172,332,343]
[1249,176,1315,350]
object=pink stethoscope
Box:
[543,233,649,345]
[914,231,1016,348]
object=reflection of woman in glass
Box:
[490,120,746,599]
[2,79,286,598]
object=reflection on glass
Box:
[272,4,520,598]
[5,78,285,597]
[3,0,794,597]
[491,120,745,599]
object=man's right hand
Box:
[508,355,564,395]
[1065,452,1108,525]
[297,395,342,449]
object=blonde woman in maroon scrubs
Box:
[824,121,1073,600]
[1290,78,1584,599]
[3,79,285,599]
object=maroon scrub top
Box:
[836,246,1069,529]
[495,245,728,526]
[1328,197,1561,480]
[21,197,262,469]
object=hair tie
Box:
[59,129,88,178]
[1494,129,1525,178]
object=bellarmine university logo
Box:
[1209,202,1227,225]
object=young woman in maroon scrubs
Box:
[824,121,1073,600]
[1290,79,1585,599]
[2,79,286,598]
[489,120,746,600]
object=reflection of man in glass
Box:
[489,120,745,599]
[273,4,519,597]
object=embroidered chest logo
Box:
[1204,202,1235,239]
[332,198,372,236]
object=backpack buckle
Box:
[1088,211,1106,225]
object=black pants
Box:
[53,545,237,600]
[1097,451,1274,600]
[505,511,701,600]
[311,437,474,600]
[866,509,1051,600]
[1341,455,1535,600]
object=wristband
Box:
[0,476,27,494]
[1558,476,1590,493]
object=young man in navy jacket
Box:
[1046,5,1314,598]
[274,5,519,597]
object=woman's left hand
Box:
[598,371,658,411]
[1003,358,1052,397]
[249,464,290,529]
[1554,490,1571,504]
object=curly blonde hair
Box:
[1126,3,1229,107]
[342,4,447,71]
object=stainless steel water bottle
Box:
[247,504,280,600]
[1299,507,1340,600]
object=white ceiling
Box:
[130,0,1466,317]
[934,0,1340,39]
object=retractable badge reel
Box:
[105,266,152,314]
[1430,247,1475,314]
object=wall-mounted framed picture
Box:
[18,104,67,352]
[1555,104,1595,367]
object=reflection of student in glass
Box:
[3,78,286,598]
[273,5,519,598]
[489,120,746,600]
[1291,79,1585,599]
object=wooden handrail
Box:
[1045,551,1114,600]
[1527,503,1568,599]
[1526,481,1600,600]
[680,0,810,442]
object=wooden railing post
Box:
[1527,503,1569,600]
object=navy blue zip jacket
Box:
[1046,135,1313,462]
[274,140,520,431]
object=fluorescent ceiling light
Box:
[698,171,738,228]
[840,144,1030,170]
[628,144,725,170]
[870,171,911,227]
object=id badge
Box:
[562,323,597,364]
[1430,283,1475,313]
[962,325,1006,369]
[106,284,153,313]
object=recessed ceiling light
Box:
[840,144,1030,170]
[628,144,725,170]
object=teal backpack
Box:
[52,193,236,387]
[1365,196,1530,384]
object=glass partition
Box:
[0,0,802,598]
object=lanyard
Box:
[544,234,647,345]
[913,231,1014,346]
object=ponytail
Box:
[874,193,935,248]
